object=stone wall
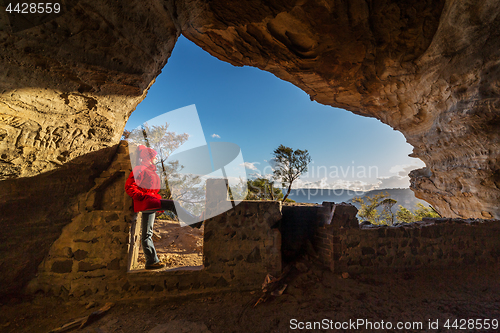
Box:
[27,144,282,297]
[27,142,136,297]
[0,144,119,298]
[316,218,500,274]
[21,140,500,298]
[203,196,282,286]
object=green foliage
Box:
[271,144,311,201]
[395,206,414,223]
[354,192,440,225]
[352,192,390,225]
[245,178,283,201]
[396,203,440,223]
[157,211,178,221]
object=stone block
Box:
[78,261,106,272]
[361,247,375,255]
[73,249,88,261]
[246,246,262,263]
[140,284,153,292]
[51,260,73,273]
[107,258,121,270]
[105,213,120,223]
[215,276,229,288]
[346,240,360,248]
[330,203,358,228]
[386,228,398,238]
[62,247,73,258]
[360,258,373,266]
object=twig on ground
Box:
[48,302,114,333]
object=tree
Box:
[245,178,284,201]
[354,192,440,225]
[414,202,440,220]
[271,144,311,201]
[352,192,390,224]
[395,203,440,223]
[380,198,397,225]
[395,206,414,223]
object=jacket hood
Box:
[137,145,157,164]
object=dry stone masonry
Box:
[8,142,500,298]
[316,216,500,274]
[28,142,136,297]
[28,144,283,297]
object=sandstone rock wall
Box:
[0,0,178,179]
[0,144,119,297]
[126,198,282,294]
[0,0,498,220]
[1,0,500,297]
[0,0,178,297]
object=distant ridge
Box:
[286,188,362,204]
[285,187,429,211]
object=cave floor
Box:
[135,219,204,271]
[2,262,500,333]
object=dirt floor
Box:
[136,219,204,270]
[2,260,500,333]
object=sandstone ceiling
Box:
[1,0,499,221]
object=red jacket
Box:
[125,163,162,212]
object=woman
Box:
[125,145,201,270]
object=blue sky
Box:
[125,36,425,191]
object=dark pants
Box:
[141,200,199,266]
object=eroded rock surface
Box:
[0,0,178,178]
[2,0,498,219]
[0,1,499,297]
[0,0,179,296]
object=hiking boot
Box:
[145,262,165,270]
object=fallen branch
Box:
[253,265,292,307]
[48,302,114,333]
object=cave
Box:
[0,0,499,328]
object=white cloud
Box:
[374,175,410,189]
[377,164,423,189]
[389,164,419,177]
[246,162,424,192]
[288,178,377,192]
[241,162,259,170]
[248,172,277,182]
[246,164,424,191]
[211,133,221,138]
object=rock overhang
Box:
[0,0,499,221]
